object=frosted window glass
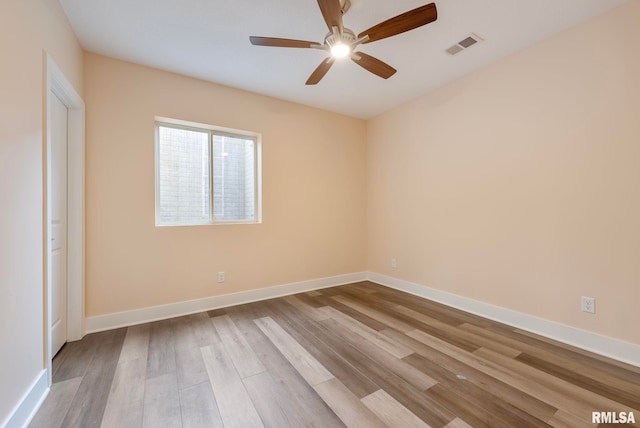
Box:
[213,135,255,221]
[157,126,210,225]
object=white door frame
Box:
[44,54,85,381]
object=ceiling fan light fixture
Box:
[325,28,355,59]
[330,43,351,58]
[249,2,438,84]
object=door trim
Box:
[44,54,85,376]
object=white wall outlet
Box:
[581,296,595,314]
[217,272,225,283]
[391,258,397,269]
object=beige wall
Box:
[0,0,83,423]
[83,53,367,316]
[367,1,640,345]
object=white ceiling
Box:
[60,0,628,119]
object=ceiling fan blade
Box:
[317,0,344,32]
[306,57,334,85]
[358,3,437,44]
[351,52,396,79]
[250,36,319,48]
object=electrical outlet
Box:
[391,258,397,269]
[217,272,225,283]
[581,296,595,314]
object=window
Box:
[155,118,261,226]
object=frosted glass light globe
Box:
[331,43,350,58]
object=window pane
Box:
[157,126,210,225]
[212,135,255,221]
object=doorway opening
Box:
[45,55,85,380]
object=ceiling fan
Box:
[249,0,438,85]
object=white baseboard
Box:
[85,272,367,333]
[84,269,639,368]
[367,272,640,368]
[2,369,48,428]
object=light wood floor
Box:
[30,282,640,428]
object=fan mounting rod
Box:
[340,0,351,15]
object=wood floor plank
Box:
[410,328,590,419]
[547,409,590,428]
[101,358,147,428]
[212,314,266,378]
[226,305,346,428]
[407,328,633,424]
[179,379,224,428]
[516,352,640,410]
[308,293,391,331]
[513,327,640,378]
[172,316,209,390]
[101,325,150,428]
[314,286,344,297]
[346,282,378,295]
[29,377,82,428]
[404,352,552,427]
[361,389,431,428]
[314,378,387,428]
[117,324,150,363]
[201,342,265,428]
[425,383,525,428]
[318,306,413,359]
[243,371,292,428]
[416,353,552,427]
[339,285,400,310]
[174,349,206,391]
[382,329,557,422]
[189,312,221,347]
[61,328,127,428]
[443,417,474,428]
[295,292,326,308]
[332,295,414,333]
[146,319,176,379]
[394,305,521,357]
[268,298,380,398]
[321,317,438,391]
[142,372,181,428]
[51,342,85,383]
[473,347,640,418]
[52,330,117,383]
[206,308,227,318]
[462,322,640,395]
[299,317,457,427]
[283,295,330,321]
[362,283,493,328]
[365,304,481,353]
[254,316,334,386]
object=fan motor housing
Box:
[324,28,356,48]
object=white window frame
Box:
[155,116,262,226]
